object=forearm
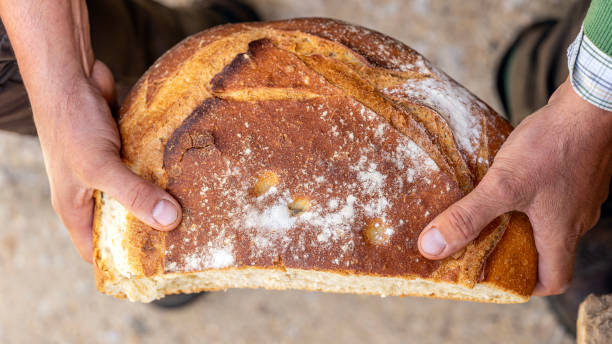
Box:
[0,0,92,109]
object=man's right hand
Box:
[418,80,612,296]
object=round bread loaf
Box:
[93,18,537,303]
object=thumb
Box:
[89,157,182,231]
[418,170,520,259]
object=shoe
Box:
[206,0,260,23]
[175,0,260,36]
[151,292,206,309]
[495,19,558,125]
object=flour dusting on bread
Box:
[163,98,452,273]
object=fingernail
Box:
[421,227,447,255]
[152,199,178,226]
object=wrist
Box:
[25,62,88,103]
[552,79,612,147]
[28,74,93,131]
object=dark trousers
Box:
[0,0,233,135]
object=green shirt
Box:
[584,0,612,56]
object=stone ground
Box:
[0,0,578,343]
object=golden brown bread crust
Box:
[480,212,537,297]
[95,18,537,302]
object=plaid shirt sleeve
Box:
[567,26,612,111]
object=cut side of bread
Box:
[93,18,537,303]
[95,193,531,303]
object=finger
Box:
[52,186,94,263]
[89,157,182,231]
[531,219,577,296]
[418,169,520,259]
